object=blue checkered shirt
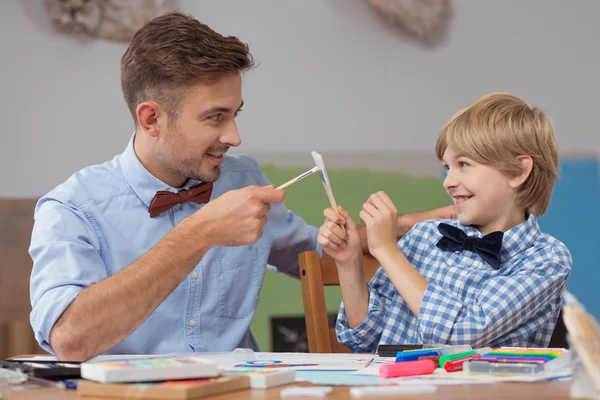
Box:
[336,214,572,352]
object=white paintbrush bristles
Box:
[311,151,340,214]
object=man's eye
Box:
[208,114,223,122]
[234,108,243,117]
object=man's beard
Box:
[157,141,221,184]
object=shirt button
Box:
[454,251,460,254]
[189,319,196,327]
[191,271,198,279]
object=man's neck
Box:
[133,132,186,188]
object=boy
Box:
[318,93,572,351]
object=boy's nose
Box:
[443,172,458,190]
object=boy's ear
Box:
[509,155,533,188]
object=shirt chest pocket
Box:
[217,245,262,319]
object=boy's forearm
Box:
[336,259,369,329]
[373,246,428,317]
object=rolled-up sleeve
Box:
[335,266,397,352]
[29,197,107,353]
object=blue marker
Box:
[395,349,442,362]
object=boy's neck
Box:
[475,209,528,235]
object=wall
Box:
[1,0,600,196]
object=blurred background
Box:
[1,0,598,356]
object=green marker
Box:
[439,350,477,367]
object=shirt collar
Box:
[452,213,540,264]
[120,134,202,208]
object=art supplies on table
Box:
[234,360,316,369]
[379,359,437,378]
[444,354,483,372]
[12,354,174,363]
[81,356,218,383]
[232,357,387,371]
[0,371,65,397]
[230,347,256,363]
[0,366,28,384]
[461,347,571,376]
[280,385,333,398]
[439,348,491,367]
[376,344,424,357]
[395,349,441,362]
[476,356,549,364]
[464,360,545,375]
[0,359,80,380]
[224,368,296,388]
[77,375,249,399]
[394,345,475,363]
[418,355,441,364]
[350,385,438,397]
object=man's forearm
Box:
[50,218,212,361]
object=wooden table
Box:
[1,380,572,399]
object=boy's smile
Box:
[451,194,473,210]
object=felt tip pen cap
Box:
[379,360,436,379]
[439,350,477,367]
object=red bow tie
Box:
[148,182,213,218]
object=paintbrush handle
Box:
[277,179,297,190]
[276,167,320,190]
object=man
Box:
[29,12,455,361]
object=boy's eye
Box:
[234,108,243,117]
[443,164,450,171]
[208,113,223,122]
[459,161,469,168]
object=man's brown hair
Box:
[436,93,559,216]
[121,12,254,123]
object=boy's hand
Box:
[360,191,399,257]
[317,207,362,266]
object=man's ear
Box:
[136,101,163,138]
[509,155,534,188]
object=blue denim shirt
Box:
[29,136,319,354]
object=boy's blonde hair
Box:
[435,93,558,216]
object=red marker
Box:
[443,354,481,372]
[379,359,436,379]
